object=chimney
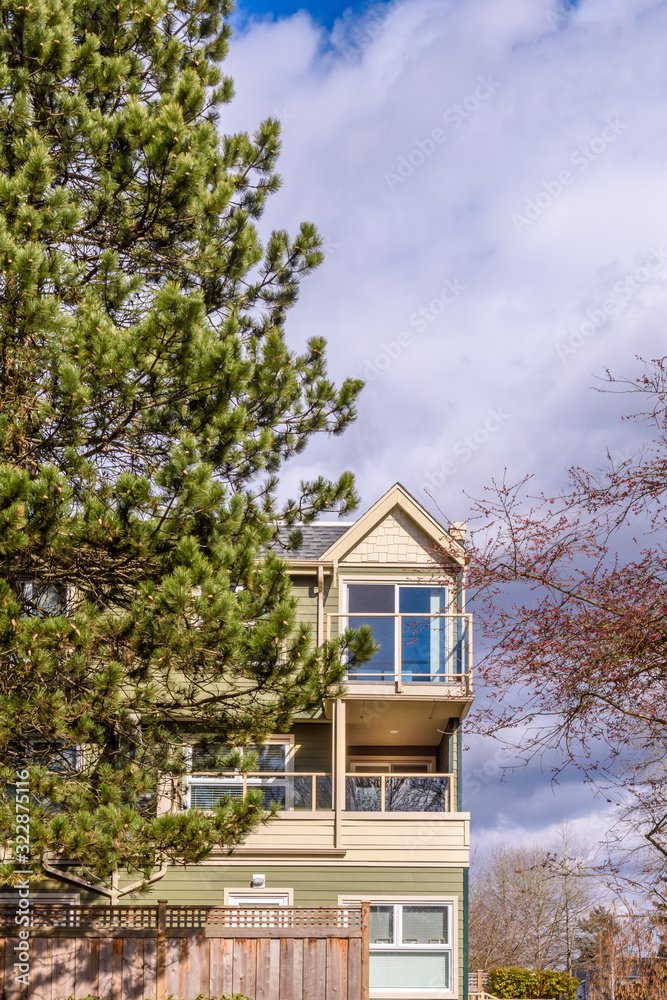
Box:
[449,522,467,544]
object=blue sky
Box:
[235,0,394,30]
[219,0,667,854]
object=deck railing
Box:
[326,612,472,687]
[187,771,332,811]
[345,773,453,812]
[187,771,455,813]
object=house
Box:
[30,483,473,1000]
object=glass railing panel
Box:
[346,615,396,682]
[189,774,332,812]
[345,776,382,811]
[340,613,471,684]
[385,776,449,812]
[316,775,333,810]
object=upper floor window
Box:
[346,584,454,682]
[187,738,293,811]
[20,581,67,617]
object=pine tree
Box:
[0,0,372,900]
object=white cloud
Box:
[224,0,667,515]
[225,0,667,835]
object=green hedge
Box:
[487,967,579,1000]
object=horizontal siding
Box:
[292,576,318,630]
[127,865,465,906]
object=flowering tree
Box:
[467,357,667,892]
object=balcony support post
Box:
[333,698,346,848]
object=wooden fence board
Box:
[185,934,202,998]
[208,938,224,998]
[222,937,234,996]
[347,938,362,1000]
[326,939,347,1000]
[55,938,75,1000]
[164,938,180,999]
[97,938,113,1000]
[232,937,257,998]
[111,936,123,1000]
[121,935,138,1000]
[75,936,93,998]
[302,937,327,1000]
[30,935,50,1000]
[177,937,189,1000]
[254,936,271,1000]
[143,937,156,999]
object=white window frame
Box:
[186,735,295,811]
[349,756,435,773]
[224,888,293,906]
[338,895,457,1000]
[343,581,452,682]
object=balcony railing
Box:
[345,773,453,812]
[327,612,472,685]
[188,772,332,812]
[188,772,455,813]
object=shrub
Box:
[487,967,579,999]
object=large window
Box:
[339,896,455,997]
[346,584,452,682]
[369,903,453,993]
[187,738,293,811]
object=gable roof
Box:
[321,483,466,567]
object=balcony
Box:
[188,772,453,813]
[327,611,472,688]
[188,773,333,812]
[345,773,452,812]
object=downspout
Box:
[463,867,469,1000]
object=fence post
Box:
[361,902,370,1000]
[156,899,167,1000]
[477,970,483,994]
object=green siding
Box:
[291,573,339,640]
[292,575,318,631]
[131,865,466,997]
[129,864,463,906]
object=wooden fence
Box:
[0,902,369,1000]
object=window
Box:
[224,889,293,906]
[339,897,455,997]
[370,904,452,992]
[187,738,293,811]
[7,738,80,775]
[346,584,452,682]
[20,581,67,617]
